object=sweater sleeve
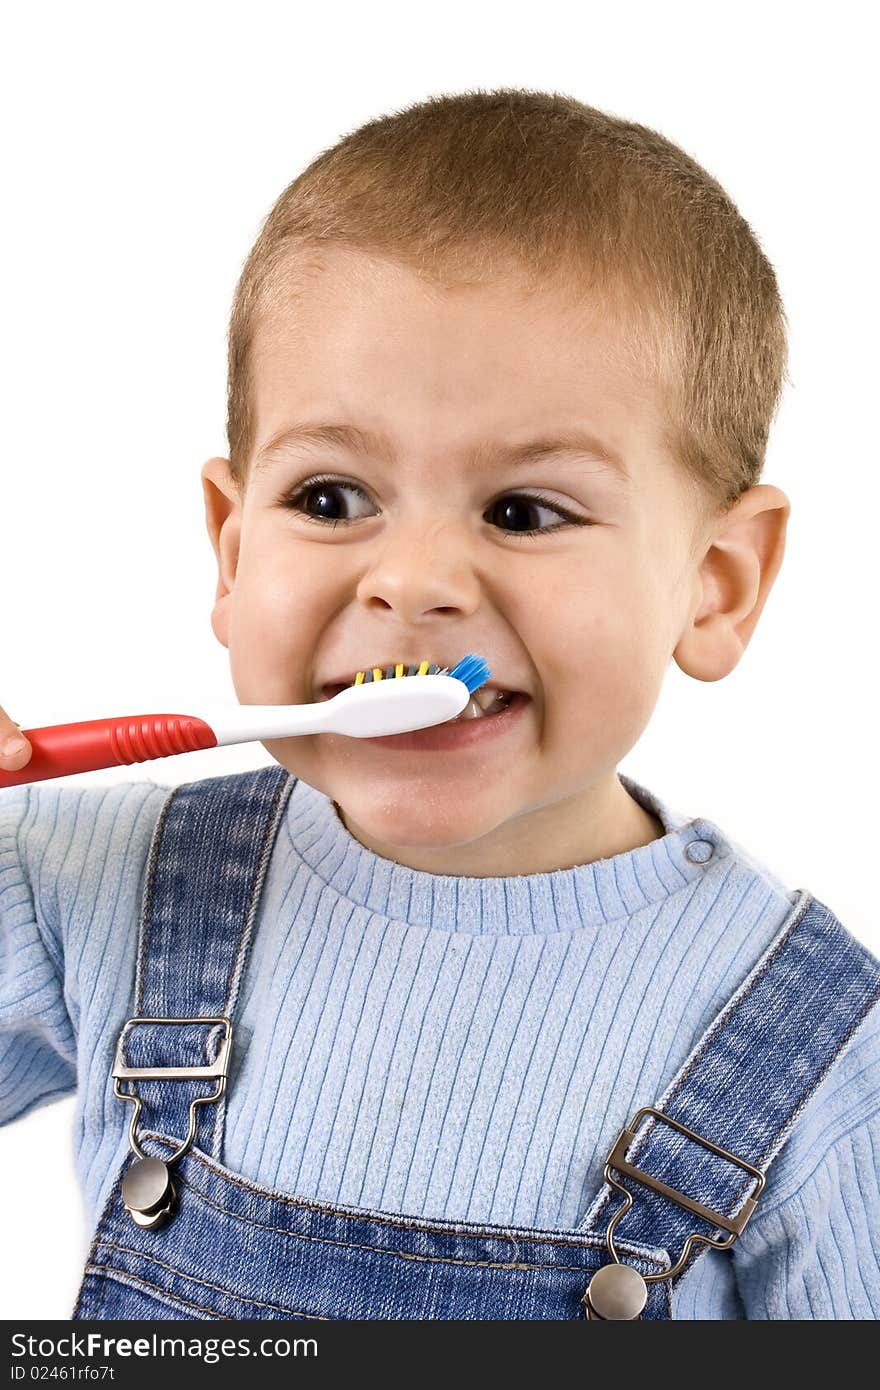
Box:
[0,785,77,1123]
[730,996,880,1319]
[0,778,171,1130]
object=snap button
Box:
[684,839,714,864]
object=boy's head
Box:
[202,89,790,874]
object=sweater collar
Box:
[283,771,731,934]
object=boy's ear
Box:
[673,484,790,682]
[201,456,243,649]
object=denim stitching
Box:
[134,786,176,1017]
[145,1136,651,1254]
[92,1241,331,1319]
[210,769,293,1158]
[95,1267,108,1320]
[165,1139,607,1246]
[225,771,294,1018]
[168,1165,665,1275]
[84,1265,232,1320]
[663,890,814,1105]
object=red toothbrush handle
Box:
[0,714,219,787]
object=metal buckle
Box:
[112,1016,233,1165]
[603,1105,766,1282]
[112,1016,232,1081]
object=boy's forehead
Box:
[252,248,664,473]
[259,244,646,372]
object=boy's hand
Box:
[0,707,31,769]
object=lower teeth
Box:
[453,693,512,722]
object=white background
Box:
[1,0,877,1320]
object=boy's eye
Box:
[280,476,375,526]
[277,474,591,538]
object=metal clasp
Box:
[603,1105,766,1282]
[112,1016,233,1166]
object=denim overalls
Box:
[72,766,880,1320]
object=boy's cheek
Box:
[225,563,329,684]
[548,601,669,748]
[555,661,659,753]
[226,605,312,704]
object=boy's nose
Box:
[354,523,482,622]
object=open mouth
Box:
[318,679,522,721]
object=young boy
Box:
[1,89,878,1321]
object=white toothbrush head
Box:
[321,654,493,737]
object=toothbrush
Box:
[0,655,492,788]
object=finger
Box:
[0,712,31,765]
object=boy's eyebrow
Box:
[254,422,631,485]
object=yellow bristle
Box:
[350,661,438,685]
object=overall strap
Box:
[114,763,295,1162]
[580,889,880,1286]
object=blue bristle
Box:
[448,653,492,694]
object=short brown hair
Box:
[225,88,789,513]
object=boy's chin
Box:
[274,752,528,854]
[330,787,506,854]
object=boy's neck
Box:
[333,773,665,878]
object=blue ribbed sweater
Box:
[2,770,879,1319]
